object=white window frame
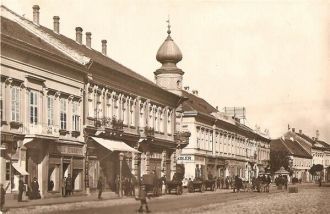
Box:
[60,98,67,130]
[72,101,80,131]
[29,90,38,125]
[11,86,20,122]
[47,96,54,126]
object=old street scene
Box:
[0,1,329,214]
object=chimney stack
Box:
[184,86,189,91]
[316,130,319,140]
[216,106,219,110]
[86,32,92,48]
[53,16,60,34]
[32,5,40,25]
[75,27,83,44]
[101,40,107,55]
[299,130,302,134]
[192,90,199,96]
[292,128,295,133]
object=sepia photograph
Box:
[0,0,329,213]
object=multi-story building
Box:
[153,22,271,181]
[0,5,190,197]
[271,128,330,182]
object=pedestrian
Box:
[216,177,220,189]
[62,177,67,197]
[30,177,40,199]
[18,176,25,202]
[225,176,229,189]
[115,175,120,195]
[48,180,54,191]
[220,176,224,189]
[0,182,10,212]
[138,184,151,213]
[66,174,73,196]
[283,176,288,190]
[97,176,104,199]
[318,177,322,187]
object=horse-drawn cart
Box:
[204,179,216,191]
[165,173,183,195]
[188,179,205,193]
[142,174,161,197]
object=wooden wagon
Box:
[142,174,162,197]
[165,173,183,195]
[188,179,205,193]
[204,179,216,191]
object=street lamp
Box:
[119,152,124,197]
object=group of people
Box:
[274,175,288,190]
[62,174,74,197]
[114,175,136,197]
[251,175,272,192]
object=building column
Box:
[145,151,151,174]
[161,150,167,177]
[38,146,49,198]
[170,150,177,179]
[0,149,6,185]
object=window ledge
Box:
[9,121,23,129]
[71,131,81,137]
[59,129,69,135]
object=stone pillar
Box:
[38,147,49,198]
[161,150,167,177]
[0,149,6,185]
[170,150,177,179]
[145,151,151,174]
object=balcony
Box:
[174,131,191,148]
[24,123,60,137]
[144,127,155,138]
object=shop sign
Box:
[177,155,194,163]
[57,145,83,155]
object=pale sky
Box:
[2,0,329,142]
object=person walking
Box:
[225,176,229,189]
[220,176,224,189]
[18,176,25,202]
[0,182,10,212]
[66,174,73,196]
[62,177,67,197]
[97,177,104,199]
[30,177,40,199]
[138,184,151,213]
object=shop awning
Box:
[23,138,34,145]
[91,137,141,153]
[12,162,29,175]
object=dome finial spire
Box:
[166,15,171,35]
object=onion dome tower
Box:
[154,19,184,96]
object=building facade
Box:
[0,5,189,197]
[153,22,270,182]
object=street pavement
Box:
[4,184,329,214]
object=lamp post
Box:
[119,152,124,197]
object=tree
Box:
[309,164,324,176]
[270,150,293,175]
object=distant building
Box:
[153,20,271,181]
[271,128,330,182]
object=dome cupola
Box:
[156,20,182,67]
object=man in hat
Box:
[18,176,25,202]
[138,184,151,213]
[0,182,10,212]
[97,176,104,199]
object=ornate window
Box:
[11,86,20,122]
[29,90,38,125]
[72,101,80,131]
[47,96,54,126]
[60,98,67,130]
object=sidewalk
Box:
[4,191,119,209]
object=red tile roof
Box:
[271,138,312,159]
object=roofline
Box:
[1,34,87,73]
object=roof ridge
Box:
[1,5,91,65]
[279,137,294,155]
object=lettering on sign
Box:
[57,145,83,155]
[177,155,194,163]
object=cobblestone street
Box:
[156,185,330,214]
[5,184,329,214]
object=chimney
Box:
[184,86,190,91]
[292,128,295,133]
[299,130,302,134]
[53,16,60,34]
[86,32,92,48]
[75,27,83,44]
[101,40,107,55]
[32,5,40,25]
[216,106,219,110]
[316,130,319,140]
[192,90,199,96]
